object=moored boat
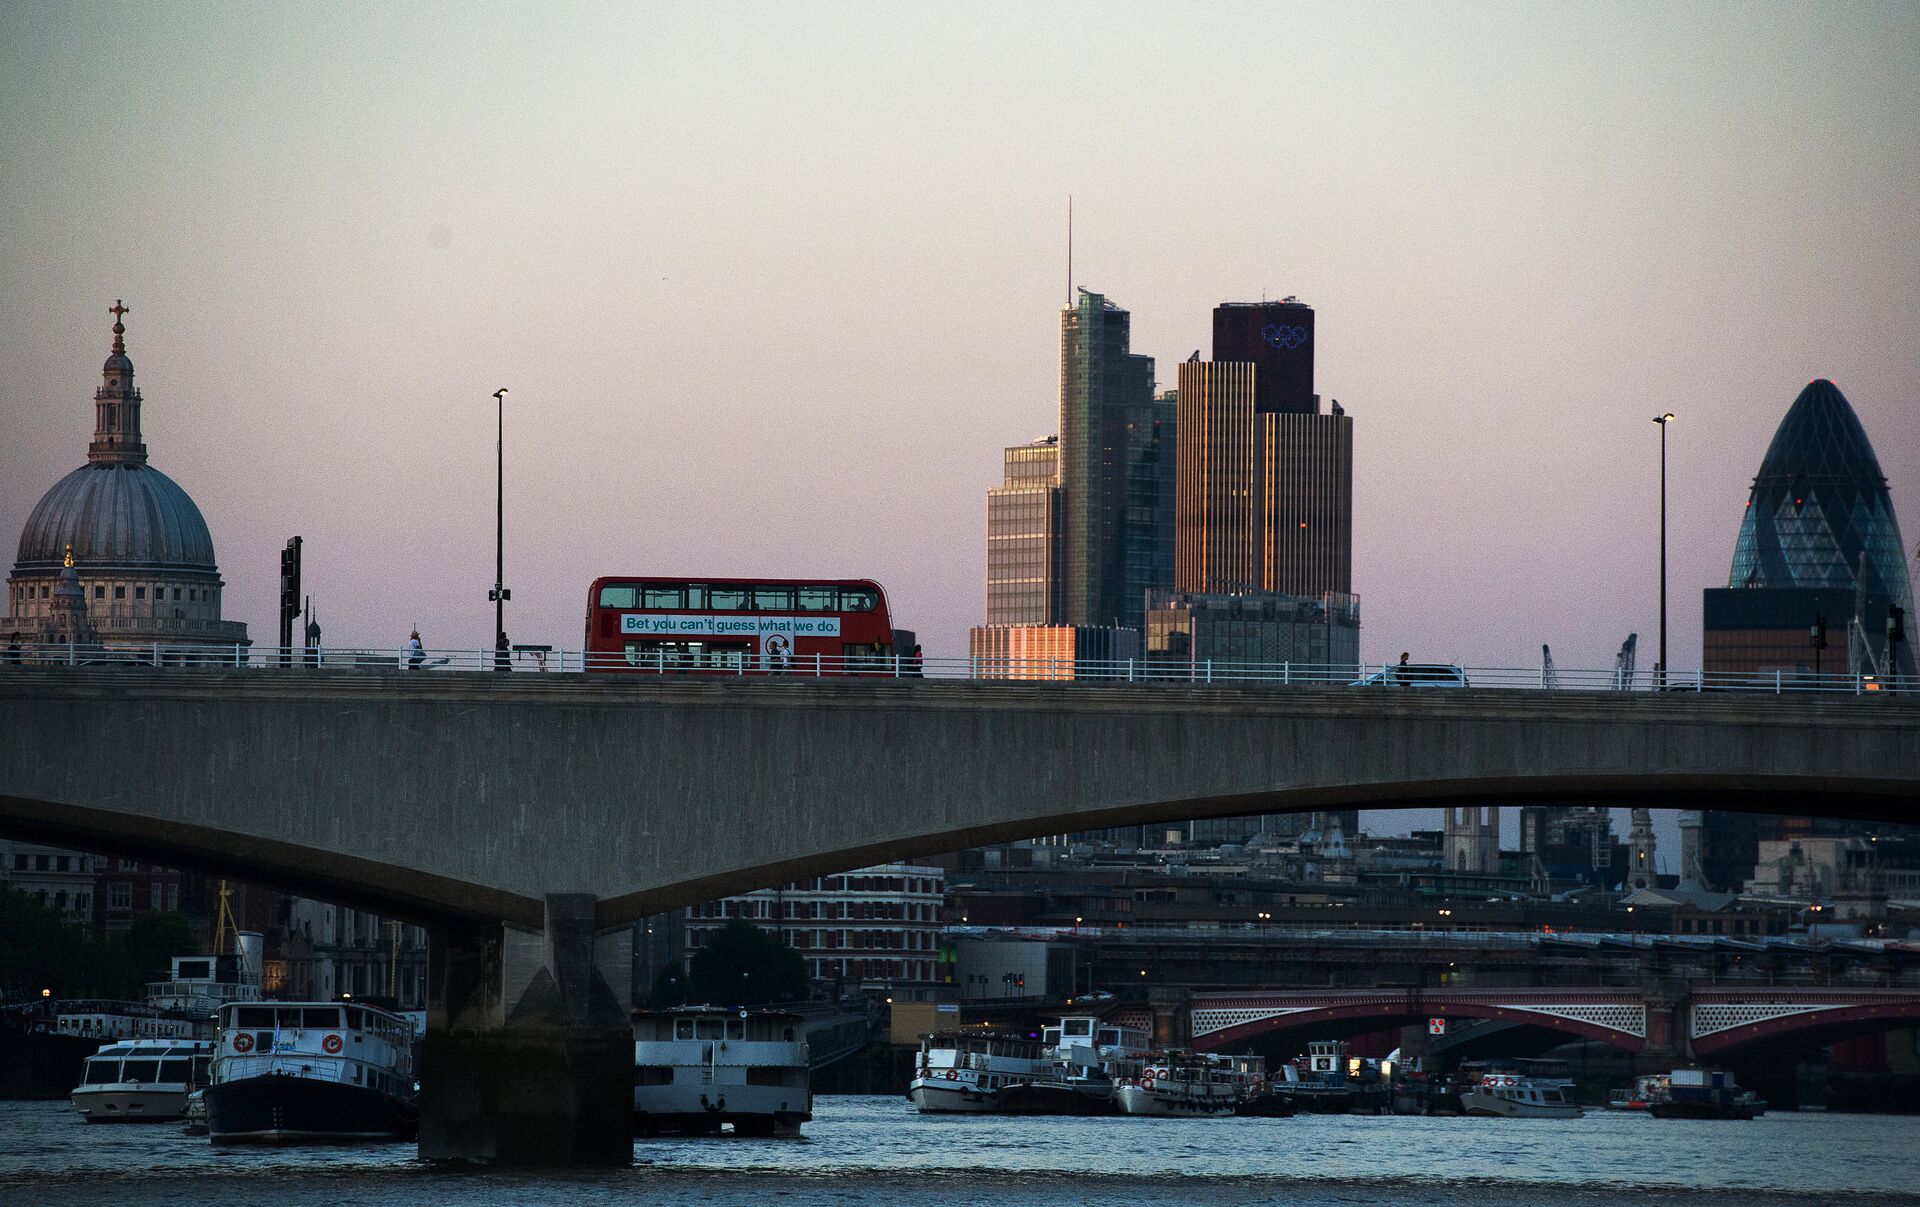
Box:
[1115,1052,1239,1116]
[1460,1073,1584,1119]
[1648,1068,1764,1120]
[205,999,418,1143]
[70,1039,211,1122]
[996,1070,1119,1115]
[908,1029,1046,1112]
[632,1006,811,1136]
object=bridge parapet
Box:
[1185,988,1650,1052]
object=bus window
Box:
[642,585,683,609]
[796,586,837,611]
[751,586,793,610]
[684,584,706,608]
[841,588,878,612]
[598,584,638,608]
[708,585,747,610]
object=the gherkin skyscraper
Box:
[1704,379,1915,682]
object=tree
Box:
[0,889,138,1000]
[646,961,690,1008]
[687,919,808,1005]
[122,912,201,985]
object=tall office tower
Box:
[1059,289,1162,630]
[985,436,1065,626]
[1696,378,1917,891]
[1174,301,1352,599]
[1212,298,1316,414]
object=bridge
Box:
[1114,986,1920,1065]
[1,667,1916,1163]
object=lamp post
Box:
[1653,413,1676,689]
[489,388,510,671]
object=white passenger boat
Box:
[1461,1073,1584,1118]
[205,999,418,1143]
[71,1039,212,1122]
[908,1029,1047,1112]
[1115,1052,1241,1116]
[632,1006,811,1136]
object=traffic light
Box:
[1810,614,1827,649]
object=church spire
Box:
[89,298,147,465]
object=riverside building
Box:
[684,864,946,985]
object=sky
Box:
[3,4,1917,851]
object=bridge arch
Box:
[1187,990,1649,1054]
[1691,992,1920,1058]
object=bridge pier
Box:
[1149,986,1192,1049]
[418,894,634,1166]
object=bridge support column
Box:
[1149,986,1192,1049]
[419,894,633,1166]
[1633,989,1690,1074]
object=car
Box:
[1350,663,1469,688]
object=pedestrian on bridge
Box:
[406,629,425,671]
[3,631,20,666]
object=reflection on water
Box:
[2,1096,1917,1206]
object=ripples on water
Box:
[3,1097,1917,1206]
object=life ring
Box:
[232,1032,253,1053]
[943,1069,957,1079]
[322,1034,344,1054]
[1143,1077,1155,1090]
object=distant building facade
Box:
[1144,588,1359,670]
[967,623,1140,679]
[685,864,946,985]
[1444,806,1500,874]
[985,436,1066,626]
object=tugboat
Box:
[204,999,418,1143]
[909,1028,1047,1112]
[631,1006,811,1136]
[1649,1068,1765,1120]
[1606,1073,1670,1110]
[70,1039,212,1122]
[1280,1040,1389,1114]
[999,1014,1149,1115]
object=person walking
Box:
[406,629,425,671]
[908,644,925,678]
[494,631,511,673]
[4,631,20,666]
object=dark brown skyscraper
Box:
[1212,299,1316,415]
[1175,299,1350,599]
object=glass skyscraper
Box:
[1058,289,1169,630]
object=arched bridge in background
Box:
[1,668,1916,1164]
[1115,987,1920,1060]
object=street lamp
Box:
[1653,413,1676,689]
[489,388,511,672]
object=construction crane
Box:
[1613,633,1638,690]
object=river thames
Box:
[3,1097,1916,1206]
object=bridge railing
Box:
[0,641,1912,696]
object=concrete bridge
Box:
[2,668,1917,1163]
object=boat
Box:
[1115,1052,1240,1116]
[631,1006,811,1136]
[996,1067,1119,1115]
[1606,1073,1670,1111]
[908,1029,1047,1112]
[204,999,418,1143]
[1460,1072,1584,1118]
[1649,1068,1765,1120]
[70,1038,212,1122]
[1279,1040,1389,1114]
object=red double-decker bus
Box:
[584,576,898,674]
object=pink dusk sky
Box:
[3,4,1916,688]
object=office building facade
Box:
[1144,588,1359,669]
[1175,300,1352,600]
[685,864,946,984]
[985,437,1065,626]
[1058,289,1170,630]
[1702,378,1914,682]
